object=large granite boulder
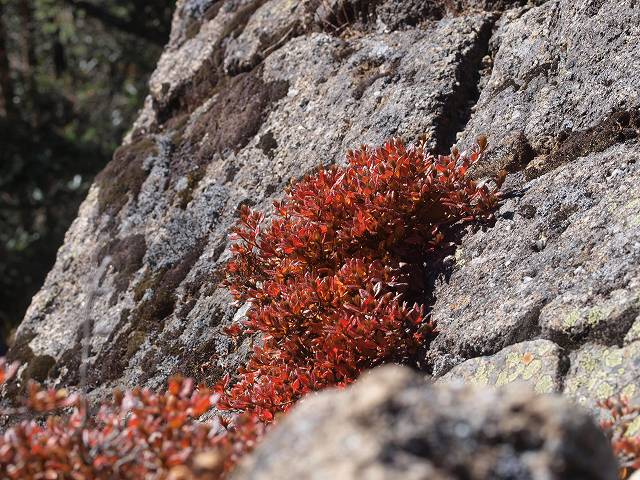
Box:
[5,0,640,456]
[233,365,618,480]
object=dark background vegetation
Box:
[0,0,176,353]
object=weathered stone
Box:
[624,315,640,345]
[10,2,496,392]
[564,342,640,410]
[7,0,640,464]
[233,365,617,480]
[462,0,640,160]
[428,141,640,364]
[440,339,563,394]
[222,0,309,75]
[540,282,640,348]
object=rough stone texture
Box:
[8,0,500,393]
[415,0,640,424]
[440,339,564,394]
[428,141,640,365]
[565,342,640,411]
[460,0,640,158]
[5,0,640,462]
[233,365,618,480]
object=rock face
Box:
[9,0,504,393]
[6,0,640,458]
[440,339,564,394]
[423,0,640,416]
[428,141,640,384]
[233,365,618,480]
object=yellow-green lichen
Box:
[563,309,581,328]
[622,383,637,399]
[596,382,615,399]
[472,362,493,386]
[504,351,522,369]
[496,352,542,386]
[522,358,542,380]
[564,377,579,395]
[537,342,555,355]
[604,348,624,368]
[534,375,554,394]
[619,198,640,226]
[446,342,560,393]
[587,307,606,326]
[576,351,600,373]
[562,305,614,330]
[626,416,640,437]
[564,344,639,406]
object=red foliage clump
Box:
[599,395,640,479]
[218,137,502,421]
[0,370,229,478]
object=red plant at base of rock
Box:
[0,372,225,478]
[599,396,640,479]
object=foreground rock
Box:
[234,365,617,480]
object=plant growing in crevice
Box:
[217,136,502,421]
[1,134,638,478]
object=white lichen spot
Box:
[454,247,466,267]
[622,383,637,400]
[522,358,542,380]
[563,309,581,329]
[596,382,614,399]
[472,363,491,385]
[587,307,606,326]
[564,378,578,395]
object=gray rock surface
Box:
[233,365,618,480]
[5,0,640,461]
[440,339,564,394]
[461,0,640,160]
[8,0,501,392]
[565,342,640,410]
[428,141,640,365]
[422,0,640,416]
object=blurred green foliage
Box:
[0,0,176,351]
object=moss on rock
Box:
[95,137,158,214]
